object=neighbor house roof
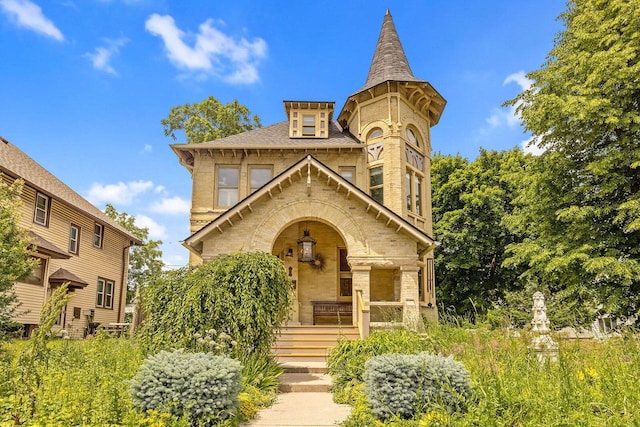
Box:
[0,138,142,245]
[49,268,89,290]
[171,120,363,170]
[28,231,71,259]
[184,154,436,255]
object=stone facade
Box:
[172,11,445,332]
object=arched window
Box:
[367,128,383,140]
[406,127,421,148]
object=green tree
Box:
[505,0,640,321]
[431,149,528,318]
[162,96,261,144]
[138,252,293,359]
[0,176,36,340]
[104,204,163,303]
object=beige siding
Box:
[9,178,131,338]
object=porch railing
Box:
[355,289,370,339]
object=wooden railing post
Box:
[356,289,370,339]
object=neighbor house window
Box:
[33,192,50,226]
[93,223,103,248]
[96,278,114,309]
[69,224,80,254]
[369,166,383,204]
[217,166,239,207]
[340,167,355,184]
[249,166,272,193]
[25,257,45,286]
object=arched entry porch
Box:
[272,220,353,326]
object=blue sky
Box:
[0,0,565,268]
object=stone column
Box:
[400,265,424,331]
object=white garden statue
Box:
[530,291,559,362]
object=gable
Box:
[184,155,436,257]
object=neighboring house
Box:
[0,138,141,338]
[172,11,446,336]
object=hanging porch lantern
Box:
[297,229,317,263]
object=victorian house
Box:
[172,11,446,340]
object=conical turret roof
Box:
[357,10,424,93]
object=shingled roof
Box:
[0,138,141,244]
[356,10,425,94]
[171,120,363,169]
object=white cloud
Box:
[0,0,64,41]
[149,196,190,215]
[134,214,168,240]
[485,70,533,129]
[143,144,152,153]
[85,180,154,206]
[521,136,546,156]
[84,37,128,75]
[145,13,267,84]
[504,70,533,91]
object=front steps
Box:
[273,325,359,363]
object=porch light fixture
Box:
[286,248,294,258]
[297,229,317,263]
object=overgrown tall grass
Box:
[330,323,640,426]
[0,334,280,426]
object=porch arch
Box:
[249,199,370,256]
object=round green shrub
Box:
[364,352,472,420]
[129,349,242,425]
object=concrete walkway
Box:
[242,361,352,426]
[242,392,352,426]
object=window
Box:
[368,128,383,140]
[217,166,239,207]
[302,115,316,136]
[369,166,383,204]
[25,257,45,285]
[249,166,272,193]
[338,248,352,299]
[414,175,423,215]
[69,224,80,254]
[96,278,114,309]
[93,223,103,248]
[73,307,81,319]
[406,171,413,211]
[406,169,424,215]
[339,167,355,184]
[406,127,421,147]
[33,192,50,226]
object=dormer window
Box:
[302,115,316,136]
[284,101,334,139]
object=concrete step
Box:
[273,345,334,355]
[272,326,359,363]
[278,372,332,393]
[276,354,330,363]
[280,361,327,374]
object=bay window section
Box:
[406,168,424,216]
[217,167,239,207]
[414,175,423,215]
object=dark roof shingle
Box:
[0,139,141,244]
